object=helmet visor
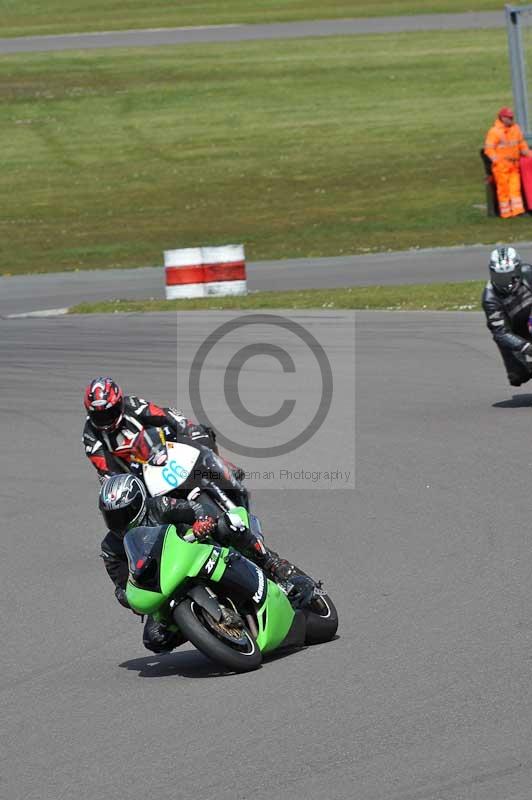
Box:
[102,505,135,534]
[101,490,145,533]
[90,400,124,430]
[491,269,519,292]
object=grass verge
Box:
[1,28,521,276]
[69,281,485,314]
[0,1,502,39]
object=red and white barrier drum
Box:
[164,244,247,299]
[164,247,204,299]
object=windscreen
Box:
[130,427,167,465]
[124,525,166,574]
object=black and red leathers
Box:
[83,395,215,480]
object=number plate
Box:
[143,441,200,496]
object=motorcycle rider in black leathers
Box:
[82,377,216,481]
[482,246,532,387]
[99,474,296,653]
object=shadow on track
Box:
[493,394,532,408]
[120,650,229,679]
[119,638,338,679]
[119,648,307,679]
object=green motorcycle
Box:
[124,506,338,672]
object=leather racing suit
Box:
[482,264,532,386]
[83,395,215,480]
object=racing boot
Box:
[143,615,186,654]
[216,512,295,583]
[256,548,296,582]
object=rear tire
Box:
[304,593,338,644]
[173,598,263,673]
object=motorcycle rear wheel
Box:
[173,598,263,673]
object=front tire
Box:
[304,593,339,644]
[288,565,339,645]
[173,598,263,673]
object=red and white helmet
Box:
[84,377,124,431]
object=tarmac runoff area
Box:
[5,241,532,317]
[3,309,532,799]
[0,12,505,54]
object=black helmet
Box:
[99,474,147,535]
[489,246,522,295]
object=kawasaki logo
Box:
[252,565,265,603]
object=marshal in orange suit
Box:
[484,106,532,218]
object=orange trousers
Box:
[492,161,525,218]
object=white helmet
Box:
[489,246,522,294]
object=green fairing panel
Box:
[159,526,217,595]
[256,579,295,653]
[126,584,164,616]
[125,526,225,615]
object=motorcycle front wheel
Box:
[303,593,339,645]
[173,598,263,673]
[288,565,339,645]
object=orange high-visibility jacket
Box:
[484,118,530,163]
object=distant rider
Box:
[82,377,216,481]
[482,246,532,387]
[99,474,296,654]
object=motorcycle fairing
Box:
[142,441,200,496]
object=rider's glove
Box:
[114,586,131,609]
[192,516,217,540]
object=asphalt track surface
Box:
[5,242,532,317]
[3,12,531,797]
[0,12,504,54]
[3,309,532,799]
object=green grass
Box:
[0,1,503,39]
[69,282,485,314]
[0,29,524,276]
